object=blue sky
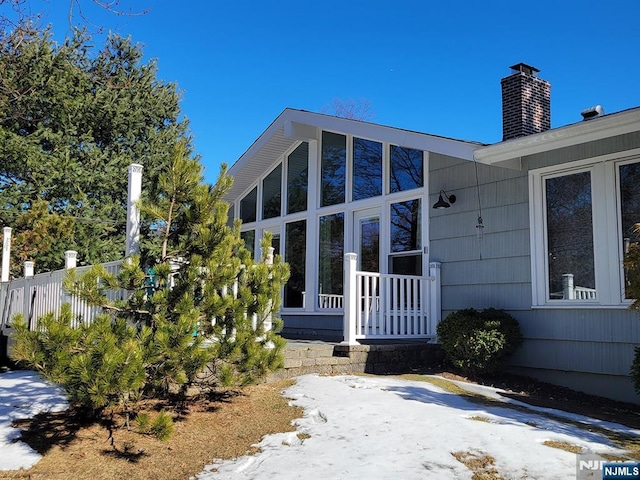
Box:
[30,0,640,183]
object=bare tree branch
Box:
[322,98,375,121]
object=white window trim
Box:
[529,148,640,307]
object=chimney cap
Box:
[509,63,540,76]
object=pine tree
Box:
[0,28,190,273]
[12,145,289,414]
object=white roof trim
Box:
[226,108,482,201]
[474,107,640,168]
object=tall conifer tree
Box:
[0,27,189,273]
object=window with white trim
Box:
[530,154,640,307]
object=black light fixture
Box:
[433,190,456,209]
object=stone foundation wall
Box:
[269,342,444,381]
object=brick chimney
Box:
[501,63,551,141]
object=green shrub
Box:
[134,410,174,440]
[631,346,640,395]
[149,410,174,441]
[436,308,523,374]
[134,412,151,433]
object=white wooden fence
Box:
[0,260,125,333]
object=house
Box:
[226,63,640,403]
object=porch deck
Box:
[268,340,444,381]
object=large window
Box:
[321,132,346,207]
[353,138,382,201]
[239,187,257,223]
[620,162,640,298]
[530,155,640,306]
[287,142,308,214]
[545,171,595,300]
[389,199,422,275]
[284,220,306,308]
[262,164,282,219]
[390,145,423,193]
[318,213,344,299]
[240,230,255,258]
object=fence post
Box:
[264,246,274,333]
[65,250,77,269]
[342,253,358,345]
[23,261,34,330]
[62,251,78,311]
[429,262,442,338]
[126,163,143,257]
[1,227,11,282]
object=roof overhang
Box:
[226,108,482,201]
[474,107,640,169]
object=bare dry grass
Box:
[452,450,502,480]
[0,379,302,480]
[542,440,583,454]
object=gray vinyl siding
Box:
[524,130,640,170]
[429,152,532,318]
[430,147,640,402]
[281,314,342,341]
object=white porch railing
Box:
[342,253,441,344]
[549,273,597,300]
[0,259,125,332]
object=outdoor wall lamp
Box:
[432,190,456,209]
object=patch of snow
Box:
[196,374,633,480]
[0,370,68,471]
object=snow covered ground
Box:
[197,374,639,480]
[0,370,68,471]
[1,370,638,479]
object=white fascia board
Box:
[474,107,640,168]
[230,108,482,175]
[283,109,480,160]
[227,108,483,198]
[228,109,291,177]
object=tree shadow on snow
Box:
[383,381,632,447]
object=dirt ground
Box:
[0,379,302,480]
[1,371,638,480]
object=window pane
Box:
[240,230,255,258]
[227,204,235,228]
[272,232,281,257]
[620,162,640,298]
[287,142,308,214]
[390,145,423,193]
[240,187,257,223]
[353,138,382,201]
[546,172,596,300]
[319,213,344,297]
[321,131,346,206]
[359,216,380,273]
[285,220,306,308]
[390,199,421,252]
[262,164,282,219]
[389,254,422,276]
